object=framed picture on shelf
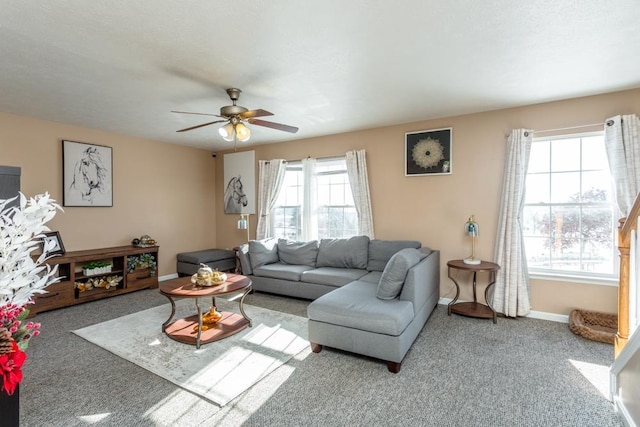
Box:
[405,127,452,176]
[42,231,65,255]
[62,140,113,207]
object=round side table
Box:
[447,259,500,324]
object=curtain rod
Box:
[264,154,345,164]
[531,122,606,135]
[303,155,345,161]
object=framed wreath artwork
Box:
[405,127,452,176]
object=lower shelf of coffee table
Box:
[163,312,250,346]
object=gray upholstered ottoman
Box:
[176,249,236,276]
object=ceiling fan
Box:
[172,88,298,142]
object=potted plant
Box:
[82,260,112,276]
[127,253,157,277]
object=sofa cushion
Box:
[316,236,370,269]
[359,271,382,284]
[248,238,279,269]
[307,280,414,336]
[301,267,368,287]
[377,248,423,300]
[252,263,315,281]
[367,239,422,271]
[277,239,318,266]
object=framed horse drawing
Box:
[223,150,255,214]
[63,140,113,207]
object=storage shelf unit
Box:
[31,245,159,315]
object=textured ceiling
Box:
[1,1,639,151]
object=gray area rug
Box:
[72,299,309,406]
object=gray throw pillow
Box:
[367,239,422,271]
[248,238,279,269]
[277,239,319,266]
[316,236,370,269]
[377,248,422,300]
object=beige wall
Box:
[3,88,637,316]
[216,88,640,316]
[0,112,217,277]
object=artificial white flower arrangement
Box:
[0,193,63,307]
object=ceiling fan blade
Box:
[249,118,299,133]
[177,120,227,132]
[171,110,222,117]
[239,109,274,119]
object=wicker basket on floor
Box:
[569,309,617,344]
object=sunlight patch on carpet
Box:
[77,413,112,424]
[569,359,610,399]
[72,300,309,406]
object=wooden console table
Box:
[31,245,159,315]
[447,259,500,323]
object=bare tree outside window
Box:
[271,158,358,241]
[523,133,616,278]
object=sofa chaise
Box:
[237,236,440,372]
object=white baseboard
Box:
[438,297,569,323]
[159,273,179,282]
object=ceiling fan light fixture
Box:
[173,87,297,138]
[219,122,235,141]
[235,122,251,142]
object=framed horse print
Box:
[62,140,113,207]
[405,127,452,176]
[223,150,255,214]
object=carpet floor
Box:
[20,288,622,426]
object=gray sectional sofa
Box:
[237,236,440,372]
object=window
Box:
[522,133,617,279]
[271,158,358,240]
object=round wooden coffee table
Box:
[159,273,252,348]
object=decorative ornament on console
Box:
[132,234,157,247]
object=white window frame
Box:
[271,157,358,241]
[524,131,618,286]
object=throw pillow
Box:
[377,248,422,300]
[277,239,319,266]
[248,238,279,269]
[367,239,422,271]
[316,236,370,269]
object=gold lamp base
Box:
[463,257,481,265]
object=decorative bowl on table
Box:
[191,263,227,287]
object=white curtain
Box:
[346,149,375,238]
[301,158,318,241]
[256,159,287,240]
[604,114,640,216]
[491,129,533,317]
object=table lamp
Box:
[237,213,250,242]
[463,215,481,265]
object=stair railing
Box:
[616,192,640,356]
